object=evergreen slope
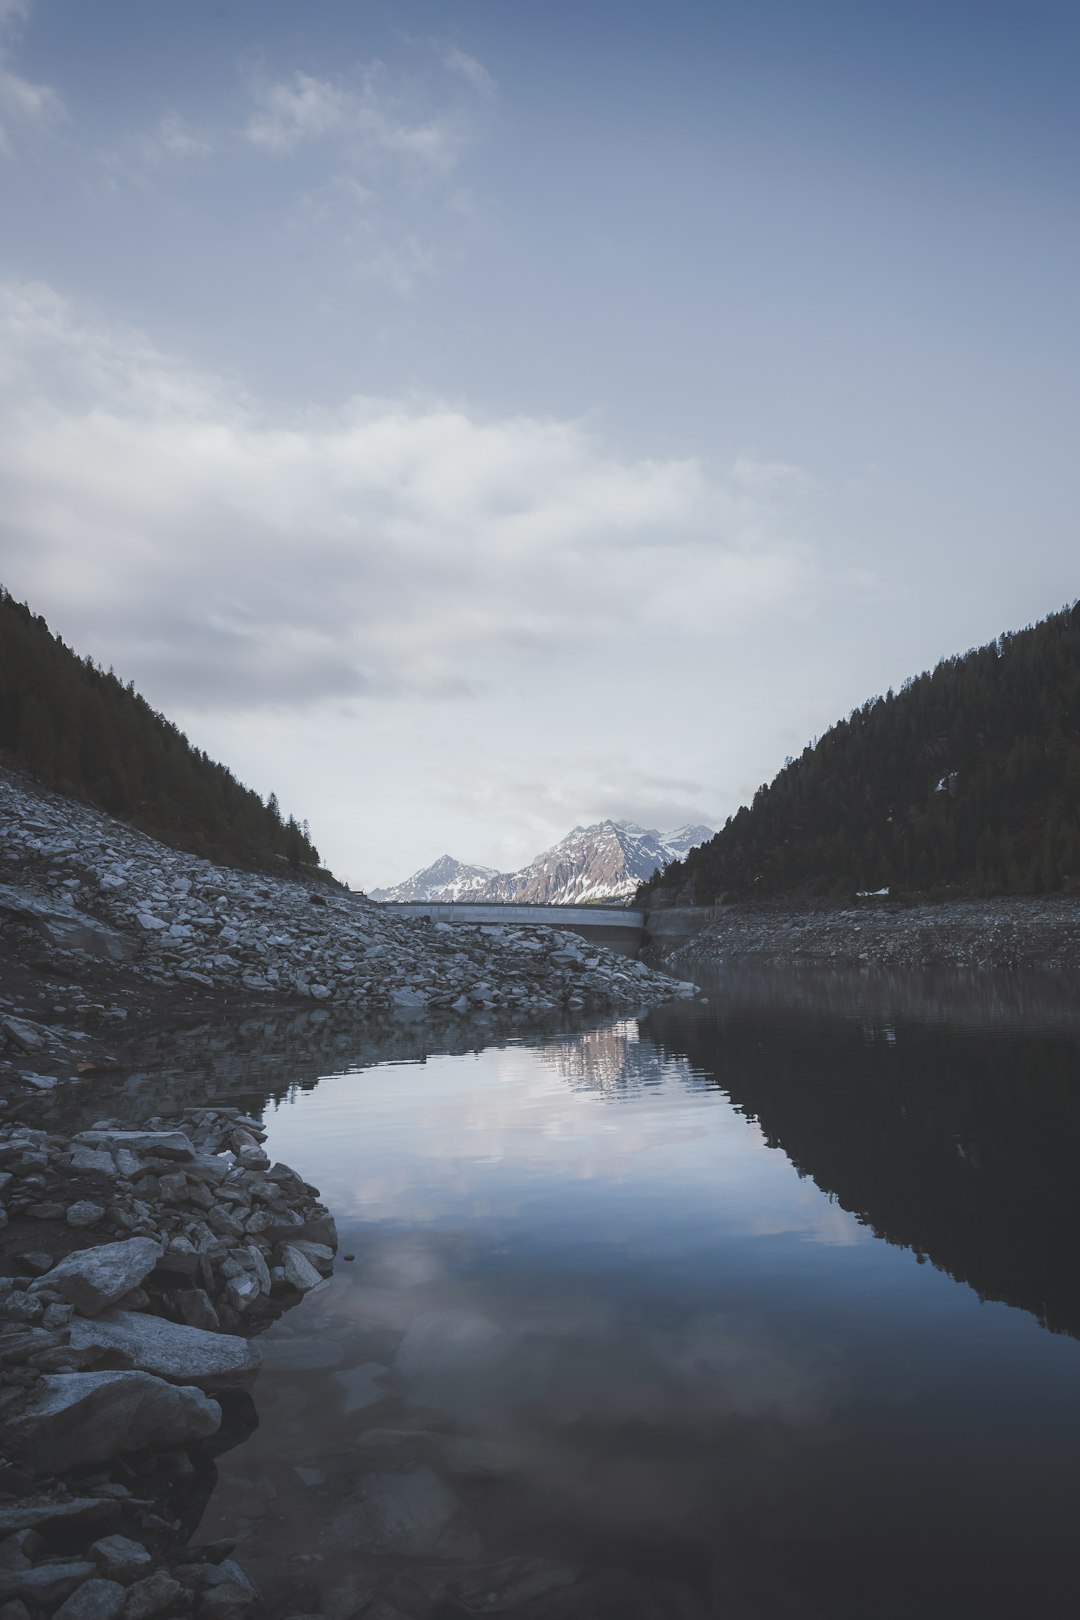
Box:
[643,601,1080,903]
[0,588,322,874]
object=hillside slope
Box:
[0,588,320,874]
[643,602,1080,903]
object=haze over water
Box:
[195,968,1080,1618]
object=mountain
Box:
[374,821,714,906]
[370,854,499,903]
[0,588,322,875]
[641,600,1080,905]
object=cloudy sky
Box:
[1,0,1077,889]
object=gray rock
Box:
[281,1245,322,1292]
[259,1337,346,1372]
[0,1564,96,1607]
[70,1147,117,1176]
[332,1362,390,1414]
[120,1571,185,1619]
[91,1535,152,1583]
[69,1309,261,1390]
[0,1499,119,1537]
[393,1308,511,1420]
[0,1370,221,1471]
[67,1201,106,1229]
[42,1238,162,1317]
[73,1131,194,1162]
[324,1466,482,1561]
[52,1579,126,1619]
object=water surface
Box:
[194,969,1080,1618]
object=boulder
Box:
[1,1370,221,1472]
[73,1131,194,1162]
[0,1498,119,1538]
[324,1467,482,1561]
[90,1535,152,1582]
[69,1310,261,1390]
[332,1362,389,1415]
[121,1571,185,1620]
[52,1580,126,1619]
[393,1308,511,1420]
[280,1245,322,1292]
[0,1565,96,1608]
[41,1238,162,1317]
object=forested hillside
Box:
[643,601,1080,903]
[0,588,322,874]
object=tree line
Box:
[0,589,322,875]
[641,600,1080,903]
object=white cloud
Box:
[138,114,213,166]
[0,0,64,155]
[441,46,498,100]
[0,280,817,721]
[243,63,468,175]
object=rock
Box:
[259,1337,346,1372]
[324,1467,483,1561]
[199,1585,255,1617]
[121,1571,185,1619]
[393,1308,511,1420]
[70,1147,117,1177]
[176,1288,221,1332]
[73,1132,194,1162]
[69,1309,261,1390]
[90,1535,152,1582]
[1,1370,221,1472]
[0,1565,96,1608]
[280,1245,322,1292]
[42,1238,162,1316]
[67,1201,107,1229]
[332,1362,390,1415]
[0,1499,119,1537]
[52,1579,126,1620]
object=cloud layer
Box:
[0,280,815,716]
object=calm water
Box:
[189,969,1080,1618]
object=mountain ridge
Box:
[371,819,714,906]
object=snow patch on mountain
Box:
[370,854,500,904]
[374,821,715,907]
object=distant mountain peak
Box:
[372,820,714,906]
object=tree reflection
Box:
[641,969,1080,1341]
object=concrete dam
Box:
[379,901,716,955]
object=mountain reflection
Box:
[640,966,1080,1342]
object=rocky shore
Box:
[0,1104,335,1619]
[655,894,1080,975]
[0,765,690,1093]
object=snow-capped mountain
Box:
[373,821,714,906]
[369,854,500,904]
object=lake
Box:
[190,966,1080,1618]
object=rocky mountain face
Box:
[375,821,714,907]
[370,855,499,904]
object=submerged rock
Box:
[324,1466,483,1561]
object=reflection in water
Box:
[83,969,1080,1618]
[643,967,1080,1340]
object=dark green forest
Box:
[0,588,322,875]
[643,601,1080,903]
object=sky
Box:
[1,0,1077,890]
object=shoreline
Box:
[652,895,1080,975]
[0,1104,336,1619]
